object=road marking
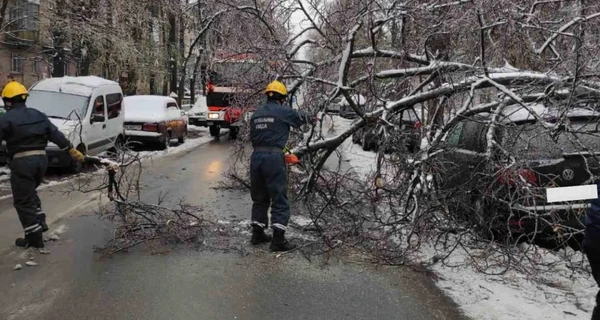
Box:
[546,185,598,203]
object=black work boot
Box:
[270,229,296,252]
[38,212,49,233]
[15,230,45,249]
[251,225,272,245]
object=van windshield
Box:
[27,91,90,121]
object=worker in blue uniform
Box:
[586,182,600,320]
[249,80,313,252]
[0,81,85,249]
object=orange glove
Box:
[285,154,299,165]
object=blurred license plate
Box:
[547,185,598,203]
[125,125,142,130]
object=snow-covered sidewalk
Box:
[325,116,596,320]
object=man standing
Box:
[249,80,312,252]
[586,182,600,319]
[0,81,85,249]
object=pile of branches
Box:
[219,0,600,275]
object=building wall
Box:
[0,0,78,88]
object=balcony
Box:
[3,29,39,47]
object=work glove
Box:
[69,148,85,163]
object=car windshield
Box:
[503,120,600,160]
[27,91,89,120]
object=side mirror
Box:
[91,114,105,123]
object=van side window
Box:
[106,93,123,119]
[92,96,106,118]
[446,122,464,146]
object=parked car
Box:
[23,76,125,172]
[440,104,600,248]
[123,96,188,150]
[353,107,422,153]
[181,104,193,113]
[187,96,208,127]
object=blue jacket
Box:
[250,101,310,149]
[0,102,71,158]
[586,182,600,243]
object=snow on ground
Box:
[325,115,596,320]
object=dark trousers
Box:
[586,239,600,320]
[9,155,47,234]
[250,151,289,231]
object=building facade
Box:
[0,0,77,88]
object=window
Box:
[446,122,464,146]
[11,54,24,73]
[167,102,179,109]
[106,93,123,119]
[7,0,39,37]
[92,96,106,122]
[32,60,39,74]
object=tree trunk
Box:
[190,53,203,104]
[169,13,178,95]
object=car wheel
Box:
[209,125,220,137]
[108,136,124,159]
[178,128,186,144]
[159,133,171,151]
[229,127,239,140]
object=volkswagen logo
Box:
[562,169,575,181]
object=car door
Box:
[166,102,184,138]
[87,94,108,154]
[105,92,124,146]
[439,120,488,190]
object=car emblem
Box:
[562,169,575,181]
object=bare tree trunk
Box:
[0,0,10,32]
[169,13,178,95]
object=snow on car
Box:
[123,95,188,150]
[187,96,208,127]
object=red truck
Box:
[205,53,264,140]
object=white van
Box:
[27,76,125,172]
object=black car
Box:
[352,107,421,153]
[439,105,600,248]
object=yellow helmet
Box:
[265,80,287,97]
[1,81,28,99]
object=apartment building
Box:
[0,0,77,88]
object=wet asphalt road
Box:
[0,136,466,320]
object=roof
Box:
[30,76,120,97]
[124,95,177,105]
[490,104,600,123]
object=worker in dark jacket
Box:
[0,81,85,249]
[249,80,313,252]
[586,182,600,320]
